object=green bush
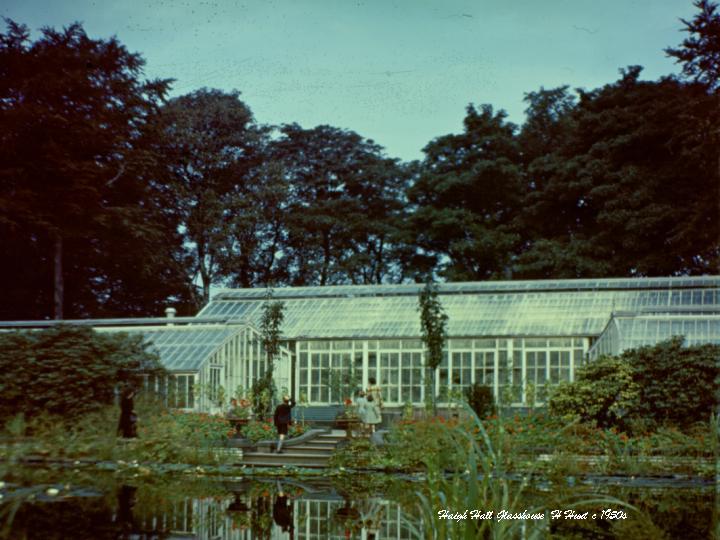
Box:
[0,396,237,464]
[385,417,464,470]
[329,438,381,469]
[548,355,634,428]
[629,338,719,427]
[0,326,165,422]
[240,419,307,443]
[464,383,497,419]
[132,407,235,463]
[549,338,720,432]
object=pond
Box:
[0,465,715,539]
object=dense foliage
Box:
[1,1,718,320]
[418,281,447,412]
[0,326,164,421]
[549,338,720,432]
[1,399,236,464]
[0,21,193,320]
[240,419,306,443]
[464,383,497,419]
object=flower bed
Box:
[168,411,236,443]
[240,420,307,443]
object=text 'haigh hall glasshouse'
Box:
[7,276,719,412]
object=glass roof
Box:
[612,315,720,349]
[200,277,720,339]
[590,313,720,358]
[212,276,720,301]
[98,325,242,371]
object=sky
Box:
[2,0,698,162]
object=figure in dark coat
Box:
[118,388,137,438]
[273,395,295,453]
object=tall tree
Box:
[519,86,576,166]
[515,67,719,277]
[154,88,265,306]
[218,159,290,288]
[418,280,447,415]
[0,20,187,319]
[252,288,285,417]
[336,157,409,284]
[406,104,523,281]
[666,0,720,91]
[666,0,720,275]
[273,124,406,285]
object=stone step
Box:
[302,439,342,449]
[234,428,348,468]
[241,451,331,468]
[251,445,334,457]
[241,459,330,468]
[313,433,347,442]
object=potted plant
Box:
[227,398,253,430]
[335,398,361,431]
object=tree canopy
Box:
[1,2,718,321]
[0,20,192,319]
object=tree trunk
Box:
[53,232,63,320]
[320,230,331,286]
[431,368,437,416]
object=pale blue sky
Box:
[2,0,697,161]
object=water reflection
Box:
[0,473,424,539]
[0,469,715,539]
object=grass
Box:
[0,396,236,466]
[326,405,714,538]
[407,403,639,539]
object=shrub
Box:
[548,355,634,428]
[629,338,719,427]
[385,417,464,470]
[0,326,164,422]
[464,383,496,419]
[329,438,380,468]
[170,411,235,445]
[240,420,306,443]
[241,419,276,443]
[549,338,720,432]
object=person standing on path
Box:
[366,377,383,408]
[365,394,382,433]
[117,387,137,438]
[355,390,369,433]
[273,395,295,453]
[366,376,383,428]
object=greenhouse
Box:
[2,276,718,412]
[200,276,720,408]
[589,310,720,359]
[97,321,293,412]
[0,316,292,414]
